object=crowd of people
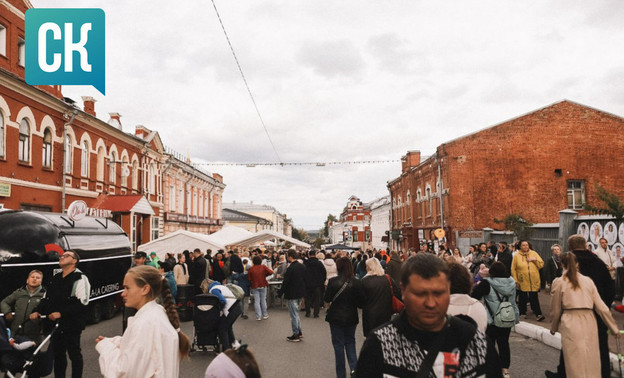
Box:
[1,233,622,377]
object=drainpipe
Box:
[61,110,78,213]
[436,151,445,230]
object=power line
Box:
[194,159,401,167]
[210,0,282,163]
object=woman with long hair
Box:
[324,257,365,378]
[96,265,190,377]
[360,258,401,336]
[550,252,619,378]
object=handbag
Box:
[385,275,404,313]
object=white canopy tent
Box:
[204,225,254,247]
[228,230,311,249]
[137,230,224,260]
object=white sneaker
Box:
[232,340,241,349]
[263,315,269,319]
[256,317,262,321]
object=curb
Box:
[513,321,621,373]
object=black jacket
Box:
[278,261,306,299]
[304,257,326,289]
[192,256,207,287]
[572,249,615,306]
[324,276,364,327]
[385,255,402,284]
[211,259,226,283]
[544,256,562,285]
[229,254,244,275]
[496,249,513,277]
[34,269,90,332]
[361,275,401,336]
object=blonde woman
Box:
[550,252,619,378]
[96,265,190,377]
[361,258,401,336]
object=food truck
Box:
[0,210,132,323]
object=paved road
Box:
[38,304,565,377]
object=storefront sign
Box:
[67,200,113,220]
[67,200,88,221]
[0,183,10,197]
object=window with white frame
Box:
[178,188,184,213]
[199,192,203,217]
[18,119,30,162]
[121,158,128,187]
[193,192,197,216]
[80,141,89,177]
[42,129,52,168]
[132,161,138,190]
[109,152,117,184]
[186,190,191,214]
[0,110,4,157]
[204,196,208,218]
[96,147,105,181]
[0,24,6,56]
[169,185,175,212]
[151,217,159,241]
[64,135,72,173]
[148,163,155,194]
[17,37,25,66]
[426,187,432,216]
[567,180,585,210]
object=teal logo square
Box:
[25,8,106,95]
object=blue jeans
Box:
[252,287,268,319]
[330,323,357,378]
[286,298,302,335]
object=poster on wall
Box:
[577,222,590,241]
[604,221,618,245]
[620,223,624,244]
[613,243,624,264]
[587,242,595,252]
[590,222,603,244]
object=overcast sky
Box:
[33,0,624,230]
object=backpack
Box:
[225,283,245,300]
[484,286,516,328]
[222,259,231,277]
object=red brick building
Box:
[388,100,624,250]
[0,0,165,251]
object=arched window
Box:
[121,157,128,187]
[96,147,105,181]
[132,160,139,190]
[18,119,30,162]
[42,129,52,168]
[426,187,432,216]
[148,163,155,194]
[109,151,117,184]
[81,141,89,177]
[64,135,72,173]
[0,111,4,157]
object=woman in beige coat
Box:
[550,252,619,378]
[511,240,545,320]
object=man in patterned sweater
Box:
[356,253,502,378]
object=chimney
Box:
[108,112,122,130]
[135,125,148,139]
[212,173,223,183]
[401,150,421,173]
[82,96,96,117]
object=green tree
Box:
[292,227,308,241]
[322,214,338,237]
[494,213,533,240]
[585,184,624,222]
[313,237,324,249]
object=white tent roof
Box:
[228,230,311,248]
[137,230,224,260]
[204,226,254,246]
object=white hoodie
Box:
[447,293,488,332]
[323,258,338,286]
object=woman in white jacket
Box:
[95,265,190,378]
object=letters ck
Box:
[25,9,105,95]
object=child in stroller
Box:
[0,313,55,378]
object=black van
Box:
[0,210,132,323]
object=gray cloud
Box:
[296,40,365,78]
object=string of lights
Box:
[210,0,283,163]
[193,160,401,167]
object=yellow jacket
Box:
[511,250,544,292]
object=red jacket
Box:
[247,265,274,289]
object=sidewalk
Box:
[513,291,624,372]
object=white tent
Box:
[137,230,224,260]
[228,230,311,248]
[204,225,254,246]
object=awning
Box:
[228,230,310,249]
[91,194,155,215]
[137,230,224,259]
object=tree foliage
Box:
[322,214,338,237]
[292,227,308,241]
[584,183,624,222]
[494,213,533,240]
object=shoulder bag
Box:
[386,275,404,313]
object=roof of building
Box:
[222,208,272,224]
[223,201,280,213]
[91,195,155,215]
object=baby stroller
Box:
[0,313,57,378]
[190,294,222,353]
